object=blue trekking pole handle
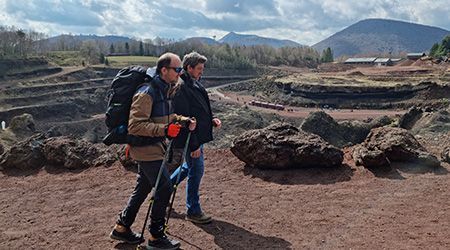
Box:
[175,132,191,186]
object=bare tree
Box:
[80,40,100,64]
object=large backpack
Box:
[102,65,154,146]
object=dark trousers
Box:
[117,160,173,237]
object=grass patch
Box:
[46,51,84,66]
[106,56,158,67]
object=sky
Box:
[1,0,449,46]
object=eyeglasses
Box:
[167,66,183,74]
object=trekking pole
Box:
[138,139,174,244]
[165,132,191,231]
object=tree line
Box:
[0,26,333,69]
[429,35,450,58]
[0,26,47,58]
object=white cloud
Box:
[0,0,448,45]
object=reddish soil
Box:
[1,149,449,249]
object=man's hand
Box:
[212,118,222,129]
[166,123,182,139]
[191,148,201,158]
[188,117,196,131]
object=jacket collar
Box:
[153,75,170,94]
[180,72,193,85]
[181,72,204,89]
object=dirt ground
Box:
[1,148,449,249]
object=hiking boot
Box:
[109,224,144,244]
[147,234,181,250]
[185,212,212,224]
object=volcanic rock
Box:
[231,123,343,169]
[43,136,116,169]
[353,127,440,168]
[0,133,46,170]
[301,111,393,147]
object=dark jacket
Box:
[173,72,214,152]
[128,75,188,161]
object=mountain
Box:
[183,37,220,45]
[219,32,302,48]
[313,18,450,57]
[44,34,136,45]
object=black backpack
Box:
[102,65,162,146]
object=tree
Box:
[99,53,105,64]
[139,41,144,56]
[429,43,440,57]
[0,26,46,58]
[321,47,333,63]
[80,40,100,64]
[429,35,450,58]
[441,35,450,56]
[109,43,115,54]
[125,42,130,54]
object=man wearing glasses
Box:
[171,51,222,224]
[110,52,195,250]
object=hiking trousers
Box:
[117,160,173,232]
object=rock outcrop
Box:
[399,106,423,130]
[1,135,118,171]
[353,127,440,169]
[43,137,116,169]
[0,133,46,170]
[301,111,393,147]
[231,123,343,169]
[409,108,450,134]
[8,113,36,136]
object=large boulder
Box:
[8,113,36,137]
[352,145,390,168]
[410,108,450,134]
[353,127,440,169]
[399,106,423,130]
[301,111,393,148]
[0,133,47,170]
[0,134,123,172]
[231,123,343,169]
[43,137,116,169]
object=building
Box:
[374,58,393,66]
[406,53,426,60]
[344,57,377,65]
[344,57,398,66]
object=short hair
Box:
[182,51,207,70]
[156,52,177,74]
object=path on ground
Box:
[208,82,406,120]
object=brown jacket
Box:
[128,76,188,161]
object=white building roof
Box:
[344,57,377,63]
[374,58,392,63]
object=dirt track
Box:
[1,149,449,249]
[209,90,406,120]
